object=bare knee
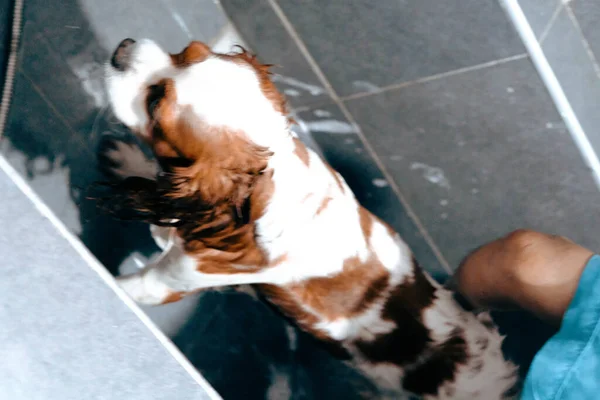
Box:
[500,229,590,287]
[500,229,551,280]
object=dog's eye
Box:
[146,83,166,116]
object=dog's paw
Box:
[116,272,173,305]
[98,134,159,180]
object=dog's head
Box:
[103,39,284,249]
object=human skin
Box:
[453,229,594,326]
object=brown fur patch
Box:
[170,41,211,67]
[315,197,333,215]
[402,332,468,395]
[258,283,352,359]
[257,284,327,339]
[280,255,390,321]
[353,258,469,396]
[325,162,345,193]
[162,292,185,304]
[355,259,436,367]
[358,206,373,239]
[293,137,310,166]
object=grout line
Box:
[341,54,528,103]
[267,0,453,273]
[291,54,527,111]
[0,154,222,400]
[564,4,600,80]
[18,69,93,155]
[539,2,564,44]
[501,0,600,190]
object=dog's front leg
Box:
[116,245,272,305]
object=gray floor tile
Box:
[219,0,332,108]
[275,0,524,97]
[518,0,561,39]
[542,6,600,160]
[571,0,600,64]
[18,23,100,137]
[295,105,449,279]
[346,58,600,268]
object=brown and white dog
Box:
[101,38,518,399]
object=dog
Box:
[100,38,518,399]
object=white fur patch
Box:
[103,139,158,180]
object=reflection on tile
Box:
[346,58,600,267]
[295,104,448,279]
[219,0,332,108]
[518,0,561,39]
[542,6,600,159]
[77,0,227,51]
[275,0,524,96]
[18,23,100,134]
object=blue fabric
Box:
[521,255,600,400]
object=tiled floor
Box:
[1,0,600,399]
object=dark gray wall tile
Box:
[295,105,449,278]
[275,0,524,97]
[572,0,600,63]
[219,0,332,108]
[346,58,600,267]
[542,6,600,160]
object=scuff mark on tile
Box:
[372,178,389,188]
[266,366,292,400]
[313,109,332,118]
[410,162,451,189]
[305,120,357,134]
[353,80,380,93]
[271,74,325,96]
[285,325,297,351]
[284,89,300,97]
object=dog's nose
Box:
[111,38,136,71]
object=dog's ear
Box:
[92,175,186,226]
[94,138,272,228]
[162,134,272,213]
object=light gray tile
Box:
[571,0,600,63]
[518,0,562,39]
[542,6,600,159]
